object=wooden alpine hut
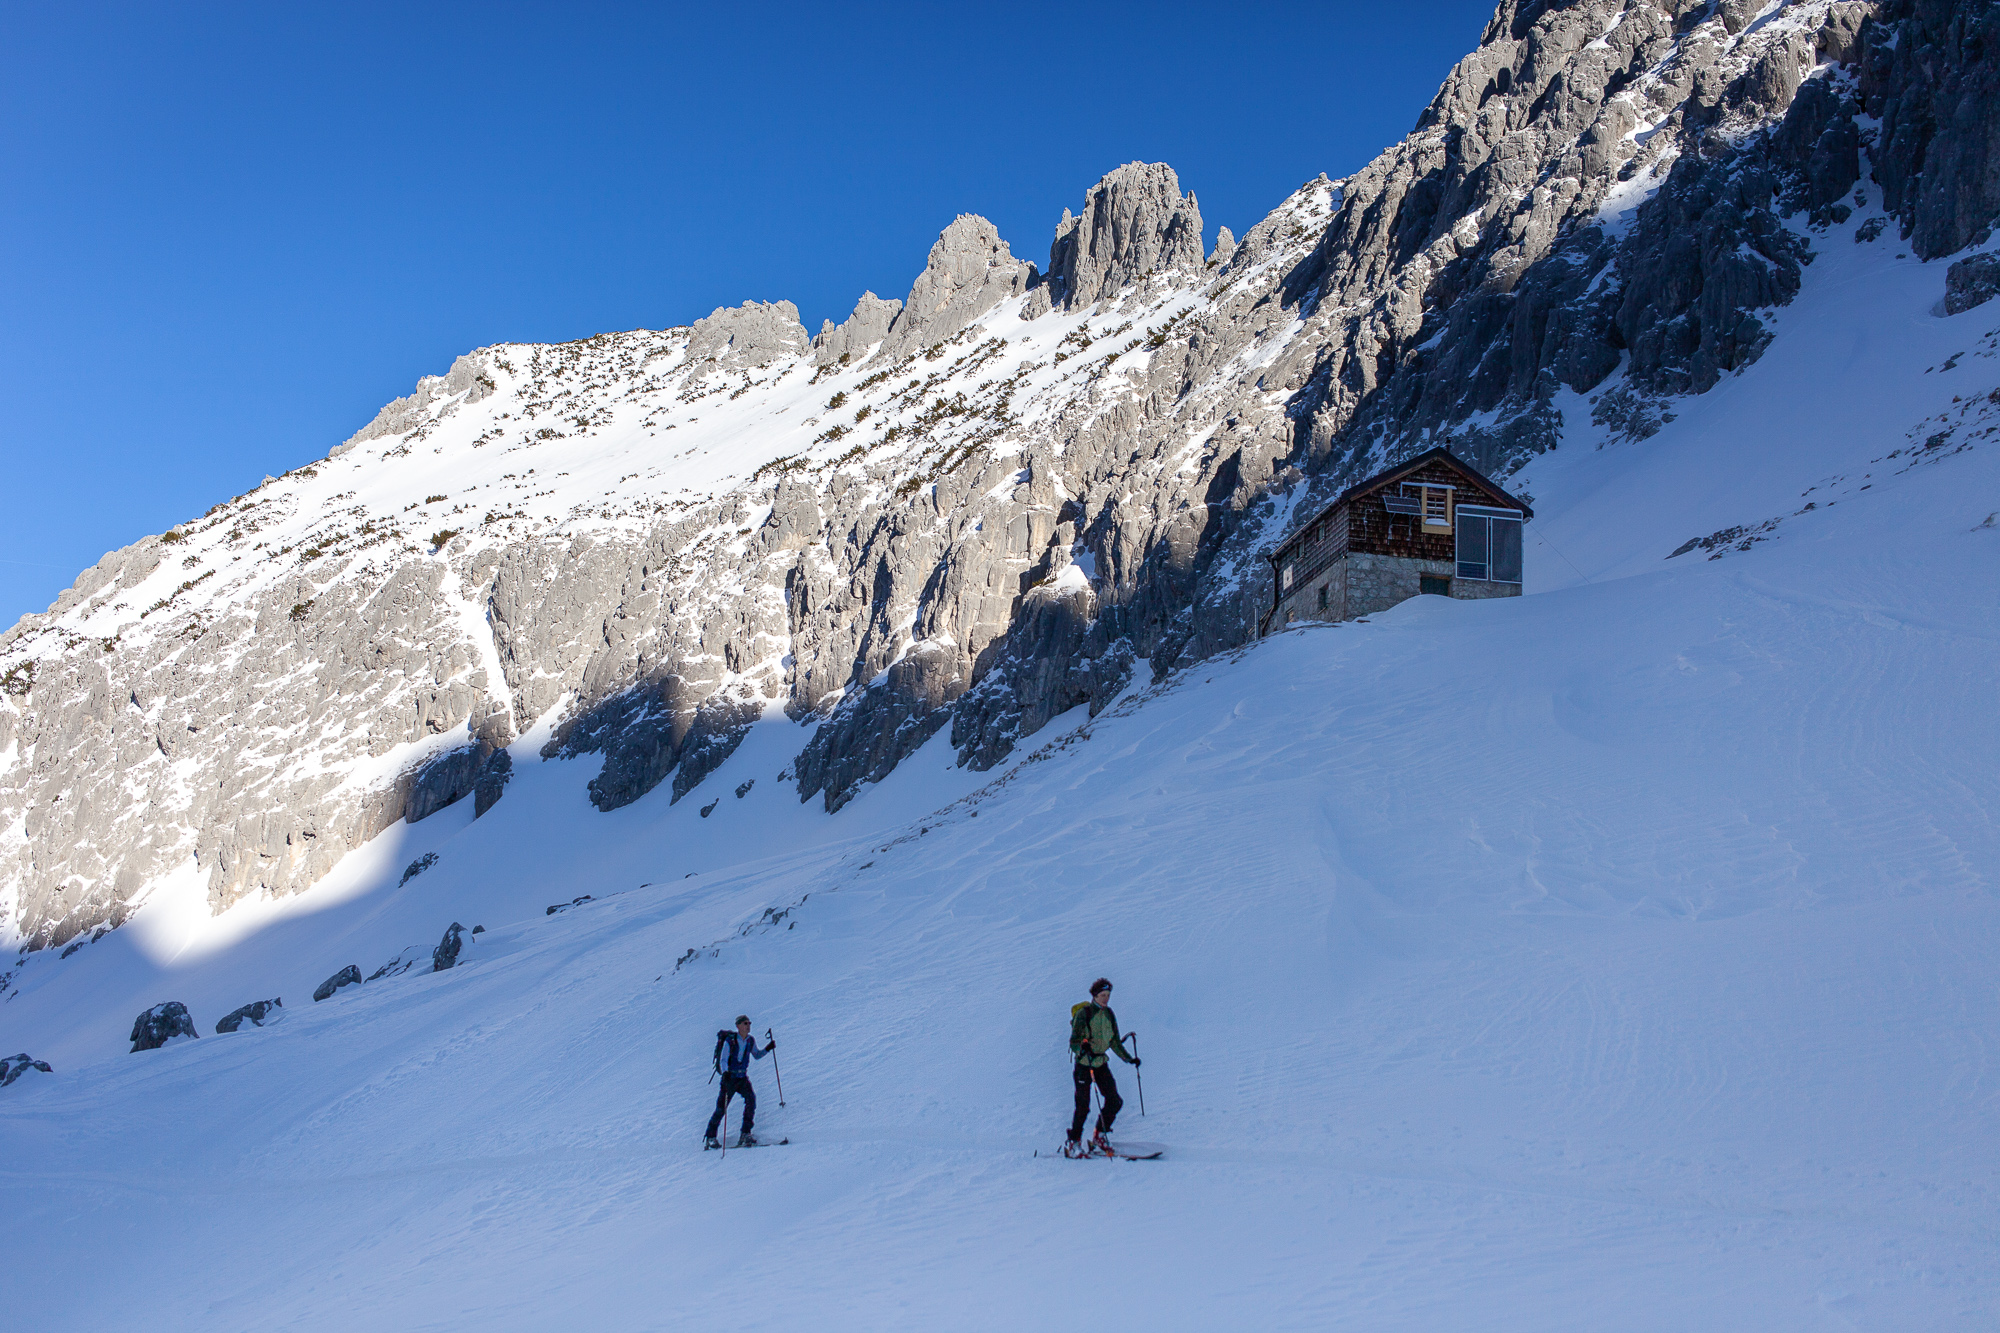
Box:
[1261,447,1533,633]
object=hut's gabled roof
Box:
[1272,447,1532,561]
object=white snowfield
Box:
[2,228,1998,1329]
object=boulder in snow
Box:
[1945,254,2000,315]
[0,1053,53,1087]
[313,965,363,1002]
[130,1001,199,1052]
[214,998,283,1033]
[432,922,467,972]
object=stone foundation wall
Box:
[1450,575,1519,604]
[1267,551,1519,630]
[1271,557,1345,628]
[1344,552,1451,619]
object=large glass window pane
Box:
[1456,511,1487,580]
[1491,517,1522,583]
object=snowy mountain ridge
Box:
[3,0,1996,958]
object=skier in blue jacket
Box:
[705,1014,773,1148]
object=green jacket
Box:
[1070,1002,1134,1068]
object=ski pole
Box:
[1128,1031,1144,1116]
[767,1027,786,1107]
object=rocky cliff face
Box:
[5,0,1996,951]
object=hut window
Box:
[1454,508,1524,583]
[1317,583,1329,610]
[1422,486,1452,531]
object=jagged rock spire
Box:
[813,292,903,368]
[1045,162,1205,308]
[876,215,1036,361]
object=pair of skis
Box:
[1044,1138,1165,1160]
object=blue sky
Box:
[1,1,1496,627]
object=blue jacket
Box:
[719,1032,768,1078]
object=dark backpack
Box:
[713,1029,733,1076]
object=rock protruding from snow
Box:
[1945,253,2000,315]
[473,748,512,817]
[1045,162,1205,309]
[877,215,1036,360]
[130,1001,199,1052]
[214,998,283,1033]
[367,947,426,982]
[313,965,362,1002]
[684,301,810,368]
[432,922,467,972]
[406,742,509,823]
[0,1053,53,1086]
[814,292,903,367]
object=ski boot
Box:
[1090,1130,1115,1157]
[703,1135,721,1151]
[736,1130,758,1148]
[1061,1133,1088,1159]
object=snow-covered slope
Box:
[2,232,1996,1327]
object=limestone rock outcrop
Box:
[368,947,427,981]
[0,1053,53,1086]
[1945,252,2000,314]
[214,998,283,1033]
[814,292,903,367]
[686,301,811,368]
[876,215,1036,361]
[130,1002,198,1052]
[313,965,362,1002]
[432,922,467,972]
[1046,162,1205,308]
[1208,226,1237,268]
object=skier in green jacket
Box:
[1067,977,1139,1155]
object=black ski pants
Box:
[1070,1062,1122,1139]
[707,1073,755,1137]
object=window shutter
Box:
[1423,486,1450,528]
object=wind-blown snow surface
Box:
[3,233,1999,1328]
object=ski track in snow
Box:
[3,209,2000,1329]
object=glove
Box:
[1131,1057,1142,1067]
[766,1039,776,1050]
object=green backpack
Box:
[1069,1001,1098,1057]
